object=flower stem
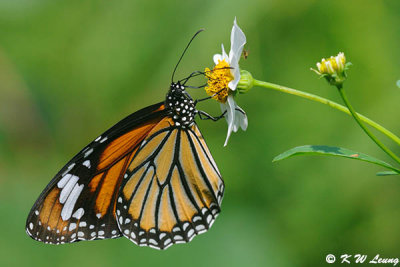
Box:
[253,79,400,148]
[337,87,400,165]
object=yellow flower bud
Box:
[312,52,350,87]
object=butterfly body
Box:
[165,82,196,128]
[26,82,224,250]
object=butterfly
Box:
[25,31,225,250]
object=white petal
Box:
[228,18,246,66]
[233,118,239,132]
[220,101,228,114]
[228,59,241,91]
[221,44,229,61]
[213,44,229,65]
[227,19,246,91]
[220,100,233,129]
[231,102,244,133]
[213,54,223,65]
[235,105,248,131]
[222,95,237,146]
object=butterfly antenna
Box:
[171,29,204,83]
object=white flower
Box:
[208,18,248,146]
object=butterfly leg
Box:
[197,106,245,121]
[197,110,227,121]
[181,71,208,89]
[185,84,207,89]
[181,71,206,85]
[194,96,212,104]
[194,88,227,104]
[181,66,233,85]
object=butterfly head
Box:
[166,82,196,128]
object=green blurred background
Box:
[1,0,400,266]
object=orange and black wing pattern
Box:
[25,102,167,244]
[116,117,224,250]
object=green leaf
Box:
[273,145,400,173]
[376,171,400,176]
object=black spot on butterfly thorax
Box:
[165,82,196,128]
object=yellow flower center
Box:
[204,59,233,103]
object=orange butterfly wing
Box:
[116,117,224,249]
[26,103,167,244]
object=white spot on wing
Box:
[72,208,85,219]
[84,148,93,158]
[82,160,91,168]
[183,222,190,230]
[196,225,205,231]
[79,221,87,227]
[188,229,195,237]
[29,223,33,230]
[96,213,101,219]
[57,174,72,189]
[193,216,202,222]
[207,215,212,224]
[140,140,147,148]
[173,235,183,240]
[61,183,84,220]
[59,175,79,203]
[69,223,77,231]
[61,163,75,177]
[100,137,108,143]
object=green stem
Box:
[252,79,400,147]
[337,87,400,165]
